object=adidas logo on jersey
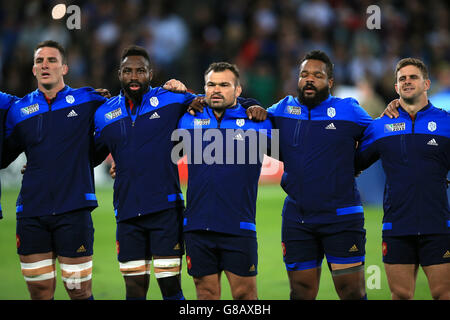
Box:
[325,123,336,130]
[76,245,87,253]
[348,244,359,252]
[67,110,78,117]
[234,133,244,141]
[427,138,438,146]
[149,112,160,119]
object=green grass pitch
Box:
[0,185,432,300]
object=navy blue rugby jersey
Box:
[357,103,450,236]
[0,91,18,217]
[3,86,107,218]
[94,87,195,222]
[178,103,272,237]
[267,95,372,224]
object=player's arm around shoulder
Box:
[355,117,383,172]
[338,97,373,127]
[266,95,297,117]
[92,96,121,167]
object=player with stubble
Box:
[356,58,450,300]
[2,40,108,300]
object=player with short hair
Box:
[95,49,265,300]
[94,45,197,300]
[1,40,108,300]
[266,50,372,299]
[356,58,450,300]
[177,62,273,300]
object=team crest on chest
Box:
[327,107,336,118]
[150,97,159,107]
[65,95,75,104]
[427,121,437,132]
[236,119,245,127]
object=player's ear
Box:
[424,79,431,91]
[62,64,68,76]
[236,84,242,98]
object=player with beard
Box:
[177,62,272,300]
[93,47,265,300]
[266,50,373,299]
[93,46,196,300]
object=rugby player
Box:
[178,62,272,300]
[356,58,450,300]
[266,50,372,300]
[2,40,107,300]
[94,47,265,300]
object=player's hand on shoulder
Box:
[246,105,267,121]
[187,96,206,116]
[95,88,112,99]
[163,79,187,93]
[380,99,400,119]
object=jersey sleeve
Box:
[355,122,380,172]
[0,91,18,109]
[2,106,24,168]
[341,97,373,137]
[89,87,109,103]
[92,100,113,167]
[93,119,110,167]
[237,97,261,109]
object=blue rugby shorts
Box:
[382,233,450,266]
[116,207,184,262]
[282,218,366,271]
[184,231,258,277]
[16,209,94,257]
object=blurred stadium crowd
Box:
[0,0,448,116]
